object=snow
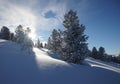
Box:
[85,58,120,73]
[0,39,120,84]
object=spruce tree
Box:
[47,29,61,53]
[22,28,33,49]
[98,46,105,60]
[14,25,33,49]
[91,47,98,59]
[51,29,58,53]
[62,10,89,63]
[36,39,41,48]
[117,54,120,63]
[47,37,52,50]
[10,33,14,41]
[40,43,43,48]
[0,26,10,40]
[15,25,25,44]
[44,43,47,48]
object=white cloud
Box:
[0,0,37,40]
[35,0,67,30]
[0,0,68,41]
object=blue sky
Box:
[0,0,120,55]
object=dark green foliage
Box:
[44,43,47,48]
[47,29,61,54]
[91,46,106,60]
[98,46,105,60]
[0,26,10,40]
[40,43,43,48]
[113,54,120,64]
[62,10,89,63]
[91,47,98,59]
[36,39,41,48]
[14,25,33,49]
[10,33,14,41]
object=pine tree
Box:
[116,54,120,63]
[22,28,33,49]
[62,10,89,63]
[51,29,57,53]
[47,29,62,54]
[44,43,47,48]
[10,33,14,41]
[56,29,63,54]
[14,25,33,49]
[36,38,41,48]
[40,43,43,48]
[47,37,52,49]
[0,26,10,40]
[91,47,98,59]
[15,25,25,44]
[98,46,105,60]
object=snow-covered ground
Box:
[0,39,120,84]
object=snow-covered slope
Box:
[0,39,120,84]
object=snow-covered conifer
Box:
[62,10,89,63]
[36,38,41,48]
[47,29,62,54]
[98,46,105,60]
[14,25,33,49]
[47,37,52,49]
[91,47,98,59]
[0,26,10,40]
[40,43,43,48]
[15,25,25,44]
[22,28,33,49]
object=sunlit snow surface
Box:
[0,39,120,84]
[85,58,120,73]
[34,48,69,70]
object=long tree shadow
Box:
[0,40,44,84]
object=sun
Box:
[28,32,36,40]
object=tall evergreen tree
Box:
[22,27,33,48]
[44,43,47,48]
[62,10,89,63]
[47,37,52,49]
[14,25,33,49]
[40,43,43,48]
[116,54,120,63]
[47,29,61,53]
[10,33,14,41]
[15,25,24,44]
[98,46,105,59]
[36,38,41,48]
[91,47,98,59]
[51,29,58,53]
[0,26,10,40]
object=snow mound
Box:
[0,39,120,84]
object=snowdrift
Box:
[0,39,120,84]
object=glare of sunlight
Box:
[28,31,36,41]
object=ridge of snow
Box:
[0,39,120,84]
[85,58,120,73]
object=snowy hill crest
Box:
[0,39,120,84]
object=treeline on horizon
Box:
[0,10,120,64]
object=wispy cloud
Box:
[0,0,68,41]
[0,0,37,40]
[0,0,90,41]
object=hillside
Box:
[0,39,120,84]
